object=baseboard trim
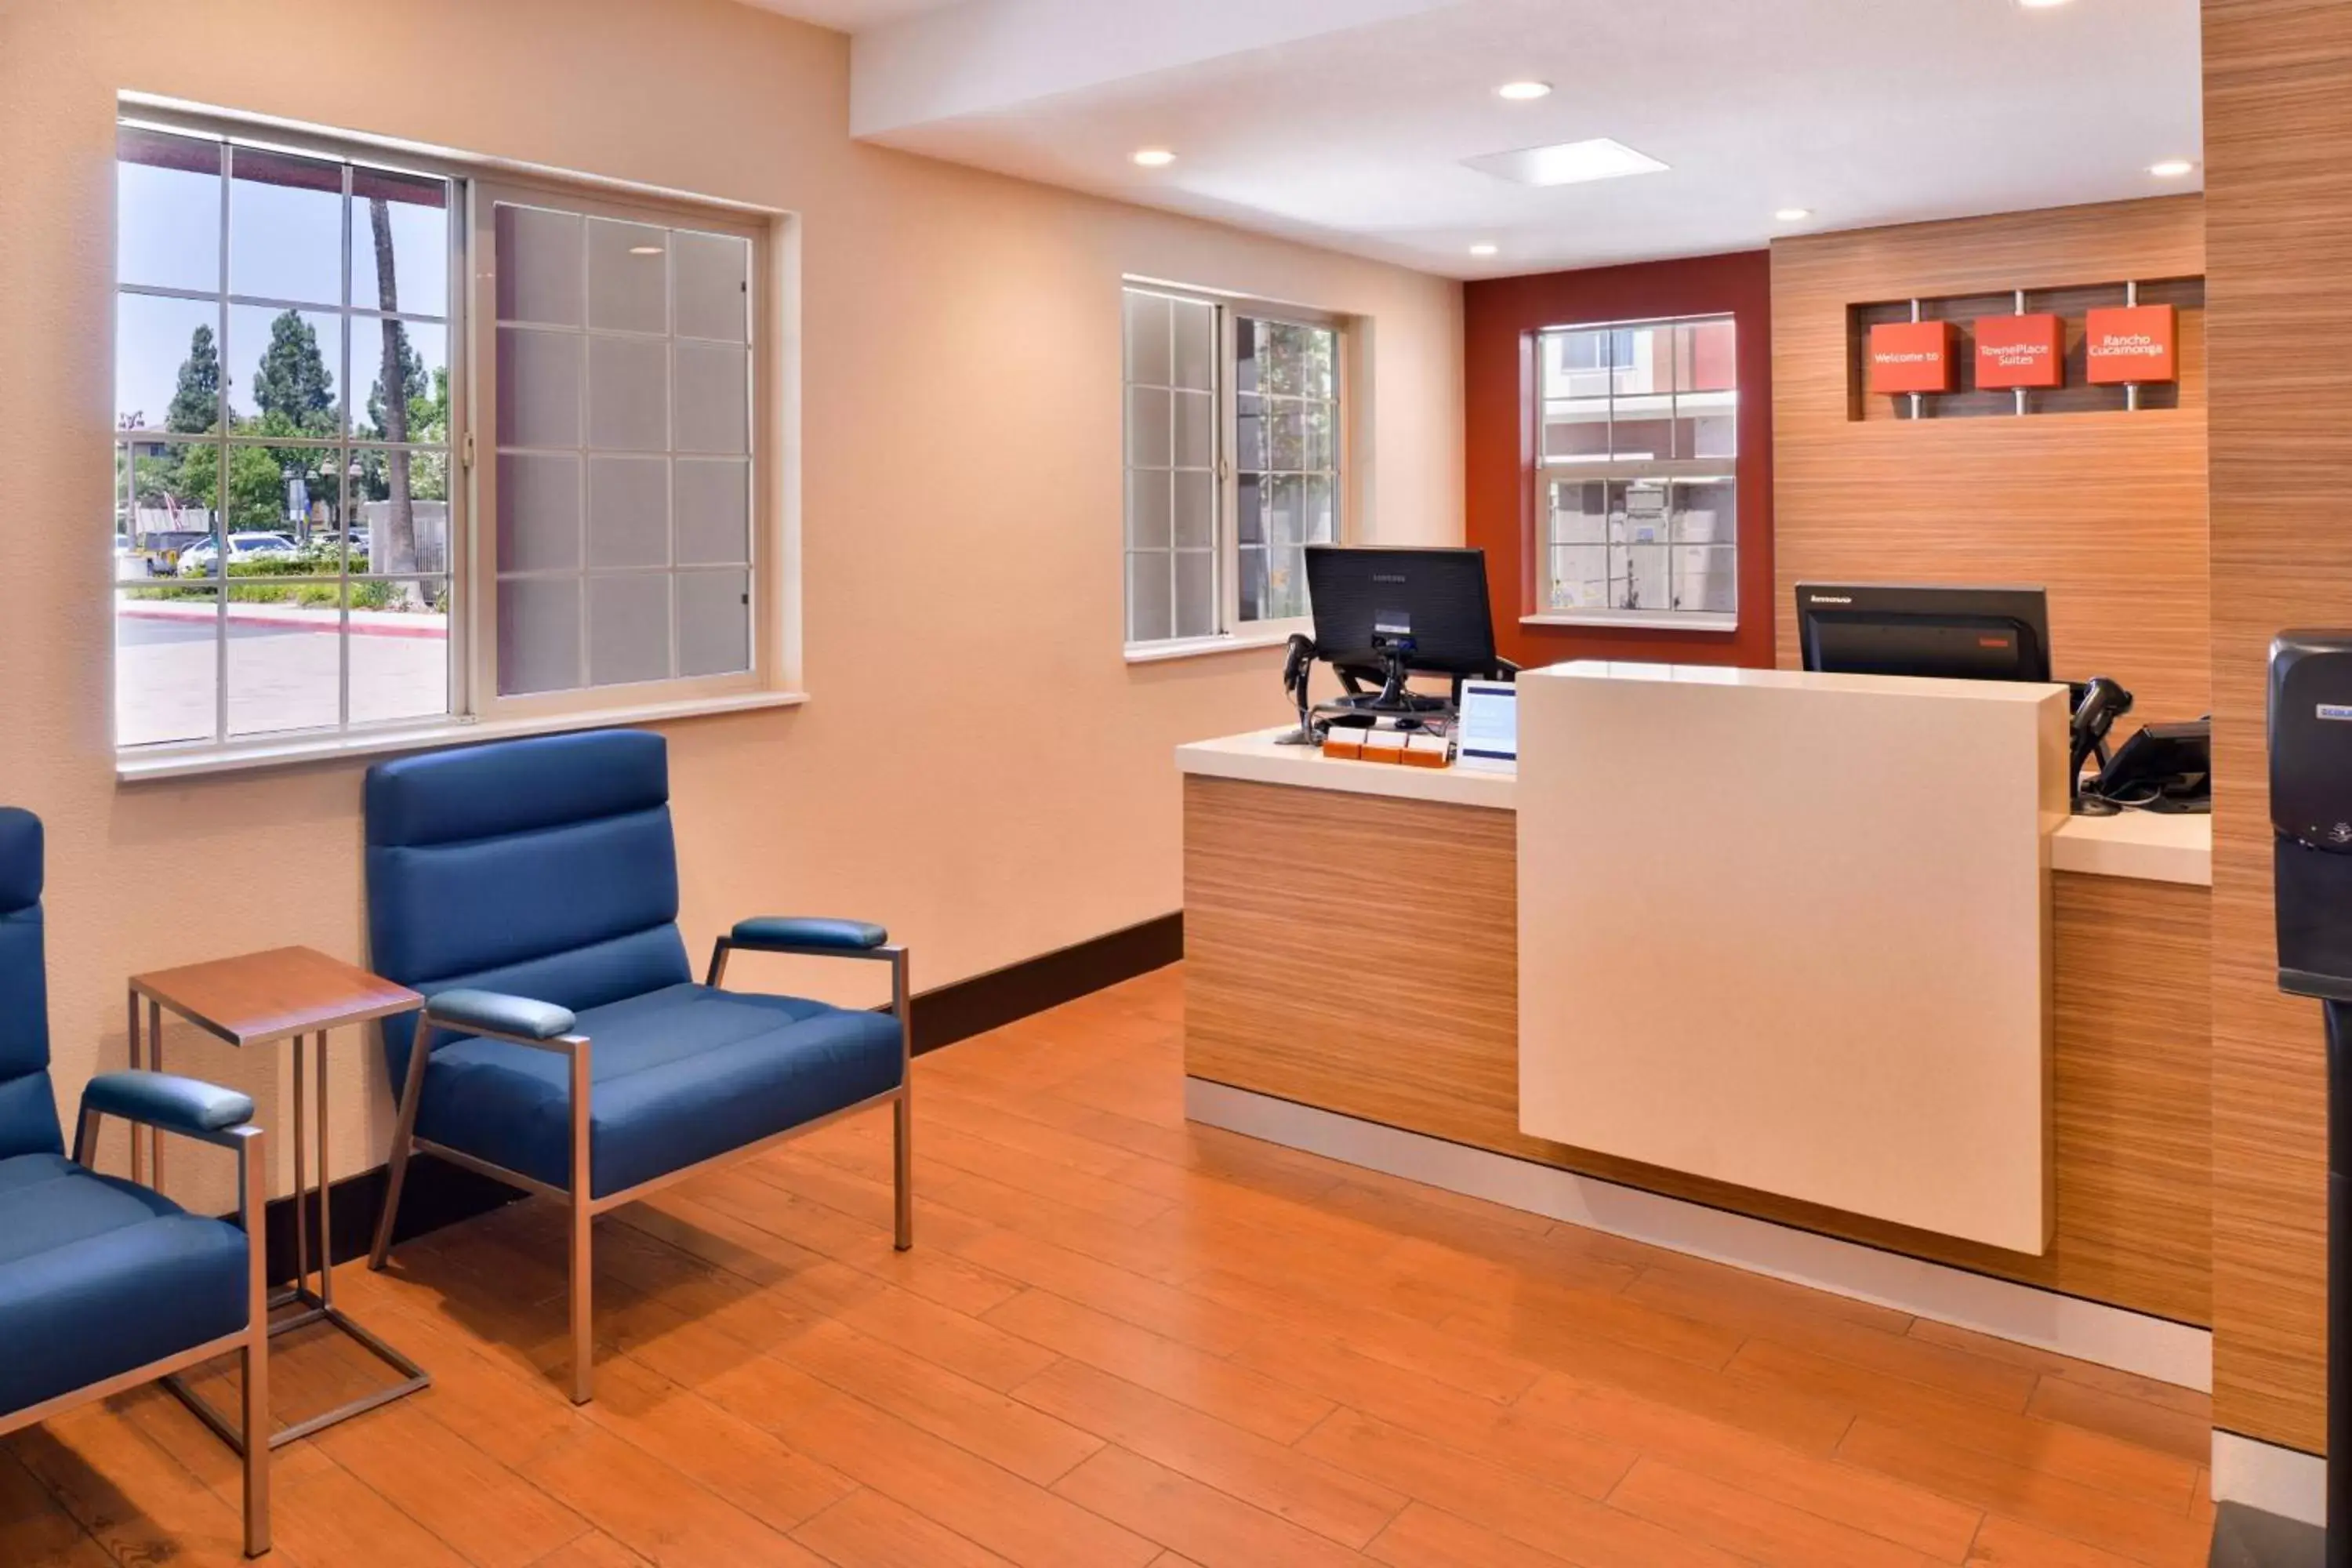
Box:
[1185,1076,2212,1392]
[906,913,1181,1055]
[261,1152,528,1284]
[256,916,1186,1275]
[2212,1430,2326,1534]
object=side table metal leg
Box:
[148,999,165,1196]
[292,1035,309,1301]
[126,990,145,1186]
[316,1032,332,1305]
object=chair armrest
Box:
[426,988,578,1041]
[81,1070,255,1138]
[727,916,889,954]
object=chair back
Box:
[364,730,691,1088]
[0,808,63,1160]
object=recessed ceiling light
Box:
[1469,243,1499,257]
[2016,0,2071,9]
[1463,137,1669,188]
[628,245,664,256]
[1496,81,1552,102]
[1131,148,1176,168]
[1773,208,1812,223]
[2148,158,2195,178]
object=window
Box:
[111,110,782,769]
[114,126,457,748]
[1123,285,1345,651]
[1534,315,1737,630]
[481,190,757,699]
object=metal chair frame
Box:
[1,1113,271,1556]
[369,939,913,1403]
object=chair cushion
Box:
[414,983,904,1199]
[0,1153,250,1417]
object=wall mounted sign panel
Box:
[2085,304,2179,383]
[1867,320,1956,395]
[1975,314,2066,390]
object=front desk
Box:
[1179,663,2213,1328]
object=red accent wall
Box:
[1464,250,1776,670]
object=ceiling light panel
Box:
[1462,137,1669,187]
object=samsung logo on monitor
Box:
[1371,573,1408,585]
[2318,703,2352,722]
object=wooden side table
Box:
[128,945,431,1448]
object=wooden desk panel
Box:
[1183,775,2211,1325]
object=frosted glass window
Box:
[673,231,749,344]
[674,459,750,565]
[498,454,582,572]
[495,205,583,326]
[498,328,582,449]
[492,201,758,695]
[498,578,580,695]
[588,335,669,452]
[587,219,669,334]
[587,456,669,568]
[677,570,750,676]
[587,573,671,686]
[674,344,749,455]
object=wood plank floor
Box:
[2,966,2216,1567]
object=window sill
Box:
[1521,612,1739,634]
[115,688,809,785]
[1123,631,1295,665]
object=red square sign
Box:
[1867,320,1956,395]
[1973,314,2064,390]
[2085,304,2178,384]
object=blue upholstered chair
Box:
[0,808,271,1555]
[362,729,912,1403]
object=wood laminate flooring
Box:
[2,966,2215,1566]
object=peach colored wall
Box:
[0,0,1464,1207]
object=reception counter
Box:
[1178,669,2213,1329]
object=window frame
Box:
[111,99,801,782]
[1121,279,1354,661]
[1527,312,1740,634]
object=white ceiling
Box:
[752,0,2203,278]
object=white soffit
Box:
[838,0,2201,278]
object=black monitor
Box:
[1305,545,1501,683]
[1795,583,2053,684]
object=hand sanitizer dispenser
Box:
[2271,632,2352,1563]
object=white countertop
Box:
[1178,728,1519,810]
[2048,808,2212,886]
[1176,726,2210,887]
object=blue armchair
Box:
[362,730,911,1403]
[0,808,270,1555]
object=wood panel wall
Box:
[2204,0,2352,1456]
[1770,198,2211,731]
[1185,775,2211,1326]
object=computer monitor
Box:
[1304,545,1501,683]
[1795,583,2053,684]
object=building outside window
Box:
[111,108,779,768]
[1534,314,1737,630]
[1123,284,1345,652]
